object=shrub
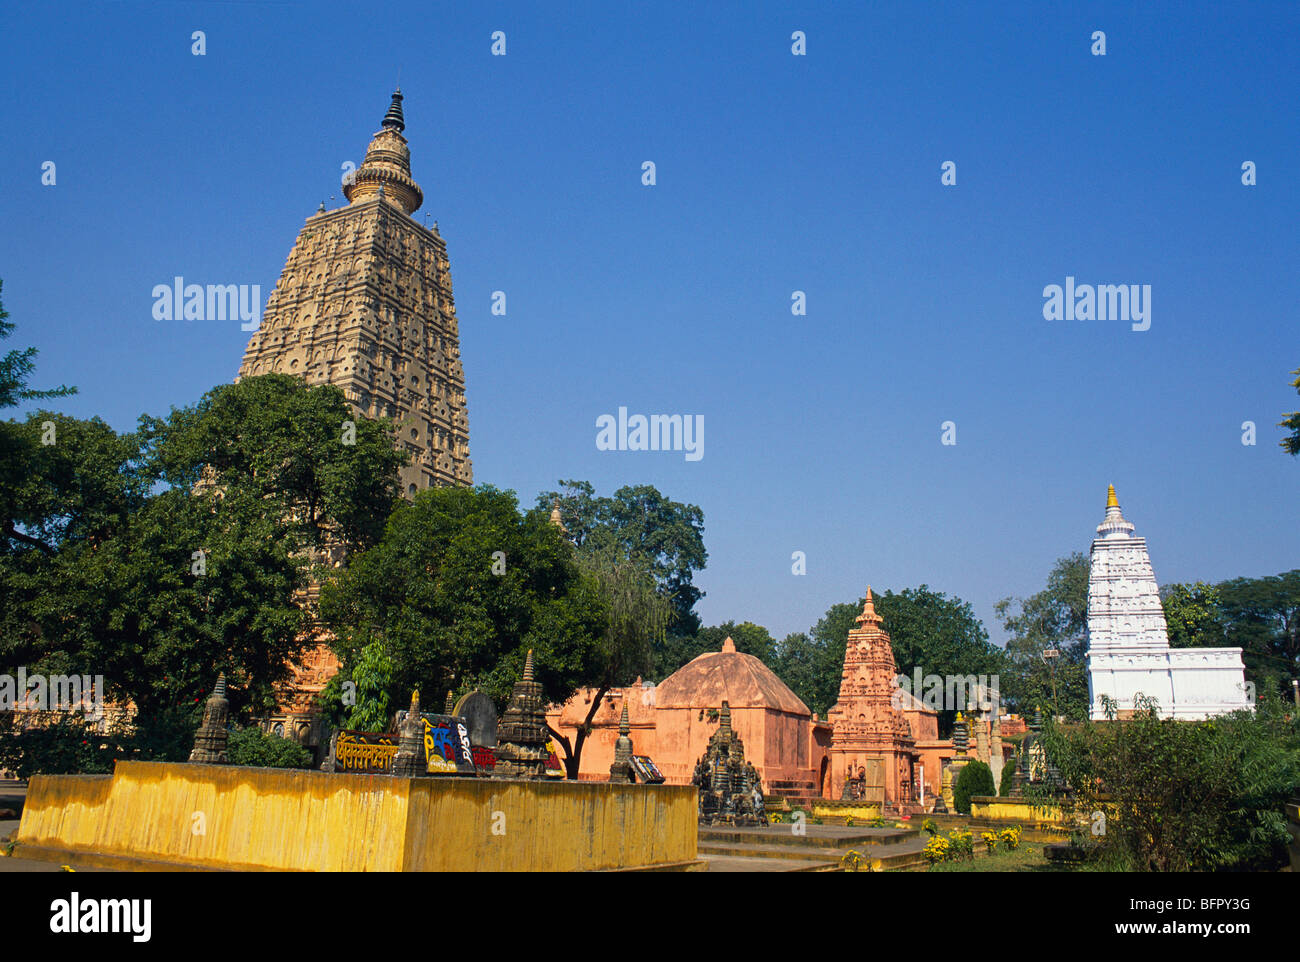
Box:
[0,704,199,779]
[922,817,939,836]
[999,756,1019,796]
[981,831,999,853]
[225,726,313,768]
[1036,691,1300,871]
[953,760,995,814]
[946,828,974,860]
[998,825,1022,850]
[922,835,951,864]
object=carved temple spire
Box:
[343,88,424,215]
[1097,483,1135,539]
[856,587,883,626]
[381,87,405,131]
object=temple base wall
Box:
[16,761,698,872]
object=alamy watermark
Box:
[152,277,261,331]
[596,407,703,462]
[0,668,105,719]
[1042,276,1150,331]
[892,669,1000,713]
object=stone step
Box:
[701,854,841,873]
[699,824,918,850]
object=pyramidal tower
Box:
[1085,485,1252,720]
[239,89,472,494]
[825,588,918,807]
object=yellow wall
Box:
[969,796,1062,823]
[808,801,882,821]
[17,761,698,871]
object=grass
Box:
[928,841,1073,873]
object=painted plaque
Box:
[329,730,399,774]
[630,755,666,784]
[421,714,477,775]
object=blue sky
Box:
[2,1,1297,644]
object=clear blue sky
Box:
[2,2,1297,644]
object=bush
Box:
[953,760,995,814]
[999,755,1019,795]
[0,705,199,779]
[1037,691,1300,871]
[225,726,313,768]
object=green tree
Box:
[770,631,842,717]
[876,586,1003,732]
[996,553,1091,719]
[998,753,1018,796]
[1216,571,1300,698]
[1,376,409,739]
[1037,692,1300,871]
[345,636,396,731]
[1280,365,1300,455]
[0,279,76,409]
[660,620,778,677]
[226,726,314,768]
[141,373,405,555]
[545,546,671,777]
[953,760,995,814]
[320,485,608,715]
[537,480,707,637]
[1161,582,1225,648]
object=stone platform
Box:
[14,761,699,872]
[698,823,927,872]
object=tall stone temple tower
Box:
[241,91,473,752]
[826,589,919,808]
[1085,485,1252,720]
[238,89,472,494]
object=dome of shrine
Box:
[656,637,810,715]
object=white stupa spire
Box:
[1085,485,1252,720]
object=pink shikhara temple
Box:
[546,588,1007,810]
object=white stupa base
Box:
[1087,647,1254,721]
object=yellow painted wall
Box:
[808,801,882,821]
[17,760,697,871]
[969,796,1062,823]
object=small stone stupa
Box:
[189,673,231,764]
[391,690,425,777]
[692,701,766,825]
[495,650,550,779]
[609,703,635,782]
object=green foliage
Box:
[1280,365,1300,456]
[537,480,707,641]
[953,760,995,814]
[1,374,408,730]
[996,553,1091,718]
[225,726,313,768]
[999,753,1019,796]
[0,279,76,410]
[320,484,608,712]
[770,587,999,724]
[0,705,198,779]
[661,621,778,678]
[1036,691,1300,871]
[345,637,396,731]
[1162,571,1300,699]
[1162,582,1224,648]
[140,373,405,555]
[877,586,1003,732]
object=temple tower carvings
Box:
[238,89,472,494]
[1085,485,1252,720]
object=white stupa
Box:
[1085,485,1253,720]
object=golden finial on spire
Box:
[1106,484,1118,508]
